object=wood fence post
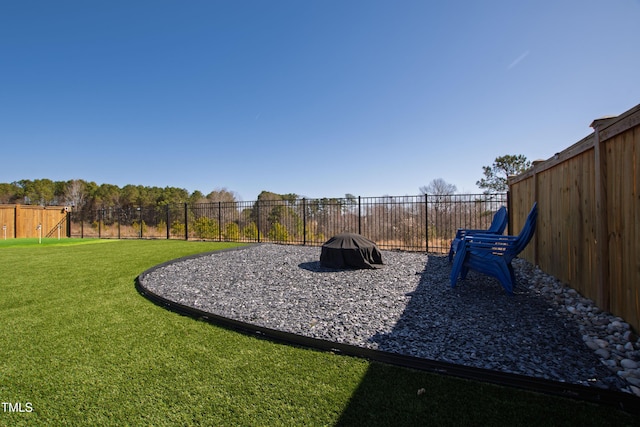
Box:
[534,165,540,267]
[506,190,512,236]
[16,205,19,238]
[591,119,611,312]
[14,205,20,238]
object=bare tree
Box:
[419,178,457,196]
[64,179,87,209]
[420,178,457,240]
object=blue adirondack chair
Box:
[450,202,537,294]
[448,206,508,262]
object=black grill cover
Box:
[320,233,383,269]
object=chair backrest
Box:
[487,206,508,234]
[507,202,538,258]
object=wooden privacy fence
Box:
[0,204,69,239]
[509,103,640,333]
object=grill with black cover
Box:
[320,233,383,269]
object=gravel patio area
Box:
[140,244,639,394]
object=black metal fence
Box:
[69,193,508,253]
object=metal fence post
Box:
[257,200,261,243]
[184,203,188,240]
[302,198,307,246]
[425,194,429,252]
[358,196,361,235]
[165,205,170,239]
[218,201,222,241]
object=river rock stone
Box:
[594,338,609,348]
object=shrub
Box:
[156,219,167,234]
[268,222,289,242]
[131,220,148,236]
[171,220,185,237]
[243,222,259,240]
[224,222,240,241]
[192,217,220,239]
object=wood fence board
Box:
[619,132,631,322]
[581,151,598,300]
[575,151,597,299]
[608,129,640,330]
[510,176,536,264]
[537,169,553,272]
[634,126,640,331]
[0,206,16,238]
[631,126,638,330]
[607,134,624,320]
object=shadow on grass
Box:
[334,361,640,426]
[334,256,640,426]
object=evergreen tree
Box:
[476,154,531,193]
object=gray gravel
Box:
[139,243,639,393]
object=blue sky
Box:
[1,1,639,200]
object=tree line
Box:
[0,179,239,210]
[0,154,531,210]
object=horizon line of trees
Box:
[0,153,531,211]
[0,179,240,211]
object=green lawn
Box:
[0,237,113,248]
[0,239,638,426]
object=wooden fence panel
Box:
[575,151,598,299]
[0,205,68,238]
[528,151,598,300]
[40,207,67,238]
[509,103,640,333]
[605,127,640,332]
[536,164,555,272]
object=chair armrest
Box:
[465,233,517,243]
[460,228,501,234]
[466,240,509,251]
[456,228,502,237]
[462,234,516,253]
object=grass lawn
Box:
[1,239,638,426]
[0,237,113,248]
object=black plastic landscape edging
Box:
[135,245,640,416]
